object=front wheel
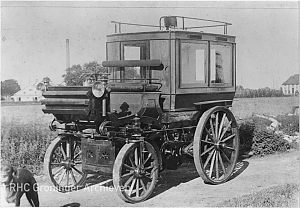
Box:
[44,135,87,192]
[113,141,159,203]
[193,106,239,184]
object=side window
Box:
[180,41,208,87]
[122,42,149,82]
[210,43,233,85]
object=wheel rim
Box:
[114,142,159,203]
[194,107,239,184]
[46,136,87,192]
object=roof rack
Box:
[111,16,232,35]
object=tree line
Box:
[235,85,284,98]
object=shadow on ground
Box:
[151,158,199,198]
[62,202,81,207]
[67,157,249,202]
[229,160,249,181]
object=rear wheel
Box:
[193,106,239,184]
[113,141,159,203]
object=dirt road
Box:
[21,150,299,207]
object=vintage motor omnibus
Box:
[42,16,239,203]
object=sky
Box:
[1,1,299,89]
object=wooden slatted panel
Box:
[43,91,89,98]
[42,108,90,115]
[41,98,89,106]
[47,86,91,91]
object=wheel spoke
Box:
[215,112,219,140]
[223,145,235,151]
[124,175,134,188]
[70,169,77,184]
[52,166,64,176]
[51,162,64,166]
[124,163,135,170]
[219,121,232,141]
[203,134,209,151]
[218,151,226,175]
[60,143,67,160]
[218,113,226,139]
[201,140,215,145]
[221,134,236,143]
[66,141,71,158]
[209,151,217,178]
[72,166,83,176]
[201,145,214,156]
[129,156,136,168]
[209,118,217,141]
[204,149,215,168]
[74,150,82,160]
[122,171,134,178]
[66,170,69,187]
[136,178,139,197]
[128,178,136,196]
[58,169,66,185]
[140,179,147,193]
[220,149,231,163]
[134,149,139,166]
[143,153,152,166]
[73,142,78,153]
[215,151,219,179]
[204,127,213,139]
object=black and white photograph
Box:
[1,1,299,207]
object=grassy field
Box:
[217,183,299,207]
[231,96,299,120]
[1,96,298,124]
[1,96,298,136]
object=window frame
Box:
[209,41,234,87]
[120,41,150,82]
[179,40,209,89]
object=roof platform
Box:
[111,16,232,35]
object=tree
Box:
[1,79,21,97]
[36,77,52,91]
[42,77,51,84]
[63,62,106,86]
[63,64,84,86]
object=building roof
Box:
[282,74,299,85]
[12,81,43,97]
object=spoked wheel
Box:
[193,106,239,184]
[44,136,87,192]
[113,141,159,203]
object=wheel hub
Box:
[61,159,74,170]
[214,142,226,150]
[134,167,145,177]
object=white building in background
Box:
[282,74,299,95]
[12,81,44,102]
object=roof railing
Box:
[111,16,232,34]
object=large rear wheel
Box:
[193,106,239,184]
